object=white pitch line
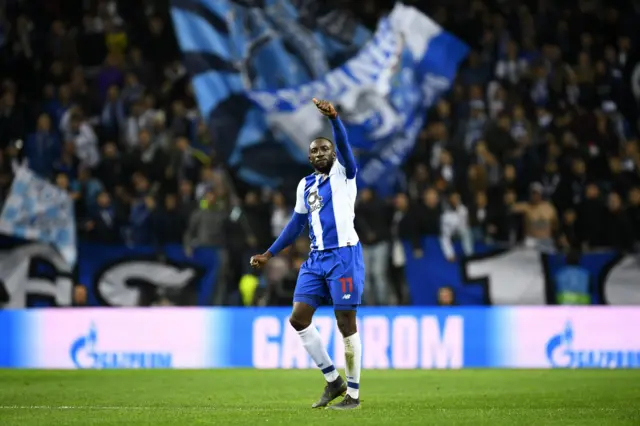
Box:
[0,406,217,410]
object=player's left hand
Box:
[312,98,337,118]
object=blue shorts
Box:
[294,243,365,311]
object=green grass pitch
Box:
[1,369,639,425]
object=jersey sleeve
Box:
[294,178,308,214]
[330,117,357,180]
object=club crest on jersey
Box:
[307,190,323,213]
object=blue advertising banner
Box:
[0,238,219,308]
[170,1,468,194]
[1,307,638,369]
[404,237,639,306]
[77,243,219,306]
[214,307,496,369]
[0,235,637,308]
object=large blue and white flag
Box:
[170,0,468,193]
[0,166,76,266]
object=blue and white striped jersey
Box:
[266,116,360,257]
[294,160,359,251]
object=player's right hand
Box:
[249,253,271,269]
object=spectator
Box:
[60,107,100,168]
[96,142,125,191]
[183,190,229,303]
[389,193,418,305]
[465,164,489,202]
[440,191,474,262]
[167,137,204,184]
[540,160,561,201]
[49,20,78,65]
[474,141,501,188]
[71,167,104,218]
[24,113,60,179]
[495,40,528,86]
[270,191,290,240]
[128,173,154,245]
[407,163,431,202]
[578,183,608,249]
[0,91,25,148]
[123,101,146,149]
[512,183,558,252]
[121,72,144,109]
[85,191,122,244]
[487,189,523,246]
[355,188,391,306]
[151,193,187,245]
[554,158,588,212]
[54,172,71,192]
[415,188,441,238]
[469,191,489,242]
[97,52,124,100]
[454,100,487,154]
[177,179,197,216]
[437,286,456,306]
[558,209,582,252]
[242,190,271,250]
[100,85,125,143]
[604,192,635,252]
[128,129,168,184]
[434,150,456,191]
[52,141,80,180]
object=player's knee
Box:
[335,311,357,337]
[289,314,312,331]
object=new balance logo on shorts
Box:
[342,294,351,300]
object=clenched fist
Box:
[249,252,272,269]
[312,98,338,119]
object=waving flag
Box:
[0,166,76,265]
[170,0,468,194]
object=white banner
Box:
[0,243,73,308]
[0,166,76,265]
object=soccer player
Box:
[250,98,363,410]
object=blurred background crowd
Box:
[1,0,639,307]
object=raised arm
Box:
[330,116,357,179]
[313,98,357,179]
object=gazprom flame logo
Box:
[546,322,640,368]
[70,323,98,368]
[69,323,173,369]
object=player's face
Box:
[309,139,336,174]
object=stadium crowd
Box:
[1,0,639,306]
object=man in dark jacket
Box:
[355,188,391,305]
[183,190,229,304]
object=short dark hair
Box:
[311,137,333,146]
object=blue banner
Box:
[405,237,637,306]
[77,243,220,306]
[170,1,468,194]
[0,238,219,308]
[0,235,636,308]
[2,307,639,369]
